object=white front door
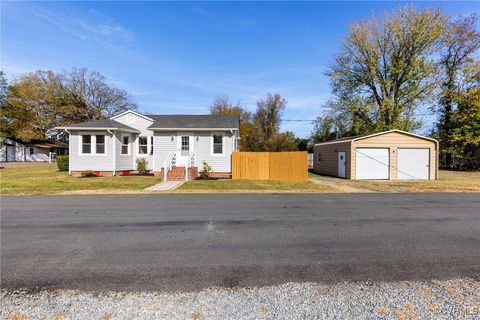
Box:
[397,148,430,180]
[355,148,389,180]
[338,152,346,178]
[176,133,192,166]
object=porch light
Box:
[171,136,174,141]
[196,136,199,141]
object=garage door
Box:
[397,148,430,180]
[355,148,389,180]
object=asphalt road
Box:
[1,193,480,292]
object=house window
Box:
[29,148,34,155]
[317,153,321,162]
[213,134,223,154]
[82,135,91,154]
[121,136,129,155]
[150,136,154,155]
[96,135,105,154]
[138,136,148,154]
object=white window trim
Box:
[211,132,225,156]
[136,135,153,157]
[79,133,108,156]
[121,134,131,156]
[95,134,106,155]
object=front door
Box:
[338,152,346,178]
[176,133,192,166]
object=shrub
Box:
[80,170,96,177]
[136,158,148,174]
[200,161,212,179]
[57,155,69,171]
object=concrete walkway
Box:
[144,181,184,191]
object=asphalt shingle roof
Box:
[58,119,139,132]
[147,115,239,129]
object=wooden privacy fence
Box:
[232,152,308,182]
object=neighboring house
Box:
[313,130,439,180]
[0,137,68,162]
[56,110,240,180]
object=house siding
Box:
[313,141,352,179]
[153,131,234,173]
[113,113,154,170]
[115,132,134,171]
[194,131,233,173]
[69,130,115,172]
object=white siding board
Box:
[69,130,115,171]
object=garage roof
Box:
[314,129,438,146]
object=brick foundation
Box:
[71,171,115,177]
[209,172,232,179]
[154,166,200,181]
[71,170,135,177]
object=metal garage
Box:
[313,130,438,180]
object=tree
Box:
[327,6,446,133]
[5,71,64,141]
[61,68,137,121]
[267,131,298,152]
[0,71,11,140]
[3,68,137,142]
[209,95,255,151]
[451,86,480,169]
[253,93,287,151]
[436,14,480,167]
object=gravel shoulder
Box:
[2,278,479,320]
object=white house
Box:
[56,110,240,180]
[1,137,68,162]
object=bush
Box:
[136,157,148,174]
[200,161,212,179]
[57,155,69,171]
[80,170,96,177]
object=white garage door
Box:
[355,148,389,180]
[397,148,430,180]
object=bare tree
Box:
[61,68,137,120]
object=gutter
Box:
[107,129,116,176]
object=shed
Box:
[313,130,438,180]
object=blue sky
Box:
[1,1,478,137]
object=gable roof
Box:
[55,119,140,133]
[110,110,154,122]
[314,129,438,146]
[147,115,240,130]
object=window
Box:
[317,153,322,162]
[96,135,105,154]
[138,136,148,154]
[121,136,129,155]
[181,136,189,156]
[29,148,34,155]
[82,135,91,154]
[150,136,154,155]
[213,134,223,154]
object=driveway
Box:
[1,193,479,292]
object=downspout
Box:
[108,129,115,176]
[63,129,71,174]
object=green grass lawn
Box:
[0,164,159,195]
[178,178,336,192]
